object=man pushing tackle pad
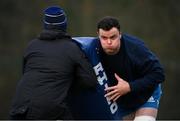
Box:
[68,37,162,120]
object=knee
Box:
[134,115,155,121]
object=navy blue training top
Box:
[100,34,165,109]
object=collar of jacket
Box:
[38,29,71,40]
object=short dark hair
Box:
[97,16,120,31]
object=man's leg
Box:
[135,107,157,117]
[134,107,157,121]
[123,84,161,121]
[133,84,162,121]
[122,107,157,121]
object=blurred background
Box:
[0,0,179,119]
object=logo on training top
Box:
[147,96,155,102]
[94,62,118,114]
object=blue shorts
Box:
[140,84,162,108]
[118,84,162,117]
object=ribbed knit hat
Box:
[43,6,67,31]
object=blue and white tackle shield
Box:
[68,37,122,120]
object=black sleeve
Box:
[71,44,98,90]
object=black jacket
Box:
[9,30,97,119]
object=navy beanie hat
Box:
[43,6,67,31]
